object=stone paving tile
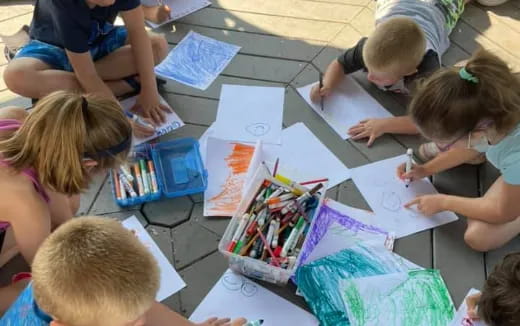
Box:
[162,93,217,127]
[178,251,229,317]
[143,196,193,227]
[78,172,107,216]
[100,210,148,227]
[189,193,204,204]
[88,176,141,215]
[191,203,229,237]
[171,221,221,270]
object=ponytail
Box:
[0,91,132,195]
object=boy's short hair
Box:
[363,17,426,74]
[32,217,160,326]
[479,253,520,326]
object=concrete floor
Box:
[1,0,520,318]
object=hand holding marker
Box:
[405,148,413,187]
[126,111,156,130]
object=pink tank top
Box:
[0,119,50,230]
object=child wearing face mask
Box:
[398,49,520,252]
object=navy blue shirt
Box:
[29,0,140,53]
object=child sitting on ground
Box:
[400,49,520,252]
[311,0,468,150]
[4,0,169,124]
[465,252,520,326]
[0,90,132,268]
[0,216,246,325]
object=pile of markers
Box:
[113,158,159,200]
[226,175,324,270]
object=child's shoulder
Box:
[0,284,49,325]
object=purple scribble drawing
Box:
[299,203,390,268]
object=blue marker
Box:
[245,320,264,326]
[125,111,156,130]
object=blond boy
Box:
[312,0,466,147]
[0,217,245,326]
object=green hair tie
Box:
[459,67,479,84]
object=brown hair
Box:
[32,216,160,326]
[0,91,132,195]
[409,49,520,141]
[479,253,520,326]
[363,17,426,74]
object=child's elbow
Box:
[493,204,519,223]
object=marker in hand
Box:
[405,148,413,188]
[319,72,324,111]
[125,112,156,130]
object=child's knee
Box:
[150,34,168,64]
[3,62,29,95]
[464,225,493,252]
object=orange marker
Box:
[113,170,122,200]
[133,163,145,196]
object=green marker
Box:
[281,217,305,257]
[139,159,150,194]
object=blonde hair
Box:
[409,49,520,141]
[32,217,160,326]
[0,91,132,195]
[363,17,426,73]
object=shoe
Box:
[476,0,508,6]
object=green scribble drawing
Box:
[341,269,455,326]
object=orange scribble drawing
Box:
[208,143,255,215]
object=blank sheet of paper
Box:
[263,122,351,188]
[190,269,319,325]
[351,155,458,238]
[297,77,392,139]
[120,95,184,146]
[146,0,211,28]
[121,216,186,301]
[449,289,487,326]
[213,85,284,144]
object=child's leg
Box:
[142,4,172,24]
[0,279,30,316]
[464,177,520,251]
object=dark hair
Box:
[409,49,520,141]
[479,253,520,326]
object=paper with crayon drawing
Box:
[190,269,319,325]
[340,270,455,326]
[122,216,186,301]
[449,289,487,326]
[146,0,211,28]
[297,77,392,140]
[120,95,184,146]
[350,154,458,238]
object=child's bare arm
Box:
[349,116,419,147]
[144,302,246,326]
[310,60,345,102]
[66,51,116,100]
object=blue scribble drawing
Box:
[155,31,241,90]
[296,244,420,326]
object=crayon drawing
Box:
[155,31,240,90]
[297,243,420,326]
[204,139,255,216]
[190,269,319,325]
[297,199,394,270]
[341,270,455,326]
[351,154,458,238]
[449,289,487,326]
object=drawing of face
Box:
[221,271,258,297]
[245,123,271,137]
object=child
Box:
[141,1,172,24]
[465,253,520,326]
[0,216,246,326]
[0,90,132,268]
[3,0,169,124]
[400,49,520,252]
[311,0,467,147]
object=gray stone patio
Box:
[1,0,520,318]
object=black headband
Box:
[81,96,132,159]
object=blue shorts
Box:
[14,26,128,72]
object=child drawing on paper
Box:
[207,143,255,215]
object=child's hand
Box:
[348,119,388,147]
[155,5,172,23]
[466,292,482,320]
[133,91,170,125]
[196,317,247,326]
[404,194,447,216]
[128,117,155,138]
[396,162,430,182]
[310,84,331,103]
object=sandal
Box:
[1,25,30,62]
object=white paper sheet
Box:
[120,95,184,145]
[155,31,240,90]
[351,155,458,238]
[213,85,284,145]
[121,216,186,301]
[146,0,211,28]
[340,270,455,326]
[190,269,319,325]
[263,122,351,188]
[199,125,216,165]
[297,77,392,139]
[203,138,261,216]
[449,289,487,326]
